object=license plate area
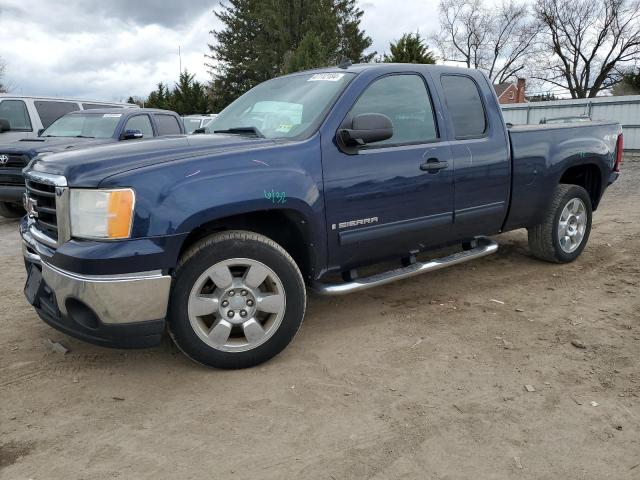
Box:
[24,264,44,306]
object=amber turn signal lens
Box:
[107,189,135,239]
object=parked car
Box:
[20,64,622,369]
[0,108,184,217]
[182,114,218,133]
[0,95,137,143]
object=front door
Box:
[322,72,454,271]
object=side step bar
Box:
[313,237,498,296]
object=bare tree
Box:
[534,0,640,97]
[434,0,541,83]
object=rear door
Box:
[322,72,454,270]
[439,73,510,239]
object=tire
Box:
[0,201,24,219]
[168,230,306,369]
[527,184,592,263]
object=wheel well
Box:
[559,164,602,210]
[178,210,314,281]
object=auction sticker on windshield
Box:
[103,114,122,118]
[308,73,345,82]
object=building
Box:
[494,78,527,104]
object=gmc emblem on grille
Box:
[23,194,38,219]
[0,154,8,165]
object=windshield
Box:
[183,117,203,133]
[206,72,355,139]
[41,113,122,138]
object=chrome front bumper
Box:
[22,229,172,325]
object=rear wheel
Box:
[0,201,24,218]
[168,231,306,369]
[528,184,592,263]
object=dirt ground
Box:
[1,158,639,480]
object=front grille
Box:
[0,153,30,169]
[25,178,58,241]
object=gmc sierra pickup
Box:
[20,64,623,369]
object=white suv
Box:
[0,95,137,142]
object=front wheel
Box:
[528,184,593,263]
[168,231,306,369]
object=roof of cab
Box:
[286,62,485,78]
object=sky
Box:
[0,0,443,102]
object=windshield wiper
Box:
[74,135,95,138]
[213,126,265,138]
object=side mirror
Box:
[120,129,144,140]
[37,128,45,136]
[338,113,393,148]
[192,127,206,134]
[0,118,10,133]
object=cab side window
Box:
[349,74,437,146]
[124,115,154,138]
[155,114,182,136]
[440,75,487,139]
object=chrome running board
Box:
[313,237,498,296]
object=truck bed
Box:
[503,121,621,231]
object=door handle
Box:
[420,158,449,173]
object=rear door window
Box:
[124,115,154,138]
[155,114,182,135]
[440,75,487,139]
[34,101,80,128]
[0,100,32,131]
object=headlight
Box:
[69,188,135,239]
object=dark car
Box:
[20,64,622,368]
[0,108,184,217]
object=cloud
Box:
[359,0,442,57]
[0,0,221,101]
[0,0,448,102]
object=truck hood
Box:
[1,136,115,158]
[29,134,278,186]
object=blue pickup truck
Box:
[20,64,623,369]
[0,108,184,217]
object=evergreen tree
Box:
[613,70,640,96]
[206,0,373,110]
[126,96,144,107]
[141,71,210,114]
[335,0,376,63]
[170,70,209,115]
[284,32,331,74]
[145,83,172,110]
[383,33,436,64]
[206,0,273,112]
